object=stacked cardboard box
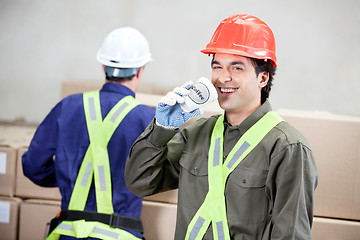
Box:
[142,189,178,239]
[278,109,360,239]
[0,197,22,240]
[0,125,36,197]
[312,217,360,239]
[0,125,37,239]
[18,199,61,240]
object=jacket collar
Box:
[224,100,272,135]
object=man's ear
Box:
[259,71,269,88]
[136,67,144,78]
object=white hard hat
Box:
[96,27,152,69]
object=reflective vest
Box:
[185,111,283,240]
[47,91,141,240]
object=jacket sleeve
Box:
[21,103,60,187]
[124,118,184,197]
[267,143,318,239]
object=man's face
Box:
[211,53,267,114]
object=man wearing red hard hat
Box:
[125,14,318,239]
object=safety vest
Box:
[47,91,141,240]
[185,111,283,240]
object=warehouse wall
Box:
[0,0,359,123]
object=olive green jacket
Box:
[125,101,318,240]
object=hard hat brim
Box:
[200,47,277,67]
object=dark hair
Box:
[105,74,135,83]
[250,58,277,104]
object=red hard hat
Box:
[201,14,277,67]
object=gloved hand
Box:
[155,81,202,129]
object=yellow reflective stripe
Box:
[215,221,225,240]
[48,221,142,240]
[58,223,73,231]
[223,111,283,173]
[83,92,110,212]
[109,102,129,122]
[212,138,221,167]
[81,162,93,186]
[69,148,94,210]
[226,141,250,169]
[103,96,139,135]
[185,111,283,240]
[88,96,98,120]
[93,95,138,213]
[188,216,205,240]
[69,91,105,211]
[69,91,139,214]
[92,227,119,239]
[91,134,112,213]
[98,165,107,191]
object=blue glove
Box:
[156,81,202,129]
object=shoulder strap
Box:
[68,91,139,213]
[185,111,284,240]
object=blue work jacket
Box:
[22,82,155,239]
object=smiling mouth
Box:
[219,87,238,93]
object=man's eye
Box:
[212,65,222,69]
[233,66,243,70]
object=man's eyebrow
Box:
[211,60,246,66]
[211,60,220,66]
[231,61,246,66]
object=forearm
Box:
[125,119,180,197]
[22,147,57,187]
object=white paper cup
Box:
[180,77,218,112]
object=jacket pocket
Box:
[230,166,267,188]
[179,151,208,176]
[226,166,268,223]
[178,151,209,210]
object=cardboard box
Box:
[0,125,36,148]
[61,80,162,109]
[312,217,360,240]
[0,125,36,197]
[18,199,61,240]
[0,124,61,200]
[141,200,177,240]
[0,196,22,240]
[0,147,16,197]
[61,81,169,100]
[15,147,61,200]
[61,81,102,99]
[144,189,178,204]
[278,110,360,220]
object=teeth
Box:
[220,88,237,93]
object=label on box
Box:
[0,152,7,174]
[0,201,10,223]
